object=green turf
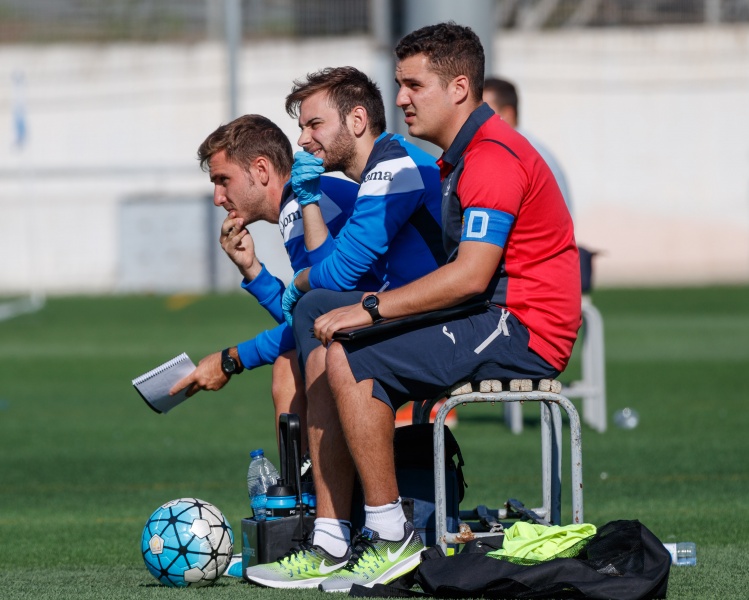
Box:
[1,287,747,598]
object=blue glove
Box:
[282,269,308,326]
[291,151,324,206]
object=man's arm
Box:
[304,175,361,263]
[169,346,240,397]
[168,209,299,397]
[291,151,331,252]
[283,160,428,324]
[222,212,288,323]
[241,266,286,324]
[313,240,503,345]
[301,203,331,252]
[295,188,419,293]
[236,323,296,370]
[167,323,297,397]
[220,213,263,281]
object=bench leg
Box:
[581,300,607,433]
[433,393,584,552]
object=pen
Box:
[309,281,391,333]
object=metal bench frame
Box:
[414,380,584,553]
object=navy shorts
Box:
[293,289,365,368]
[293,289,558,412]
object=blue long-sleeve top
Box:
[237,175,368,369]
[237,134,446,371]
[307,133,445,291]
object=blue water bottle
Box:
[301,481,316,516]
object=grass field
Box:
[1,286,747,599]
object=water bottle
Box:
[663,542,696,566]
[301,481,316,516]
[613,407,640,429]
[247,449,280,521]
[265,478,298,520]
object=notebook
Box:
[132,352,196,414]
[332,300,491,342]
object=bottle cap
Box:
[250,449,264,458]
[267,478,296,497]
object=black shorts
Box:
[293,289,558,412]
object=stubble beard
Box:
[322,124,357,175]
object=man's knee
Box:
[293,290,327,339]
[293,289,362,338]
[307,344,327,372]
[326,342,355,390]
[326,341,348,370]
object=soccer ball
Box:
[141,497,234,587]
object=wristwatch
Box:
[362,294,383,323]
[221,348,244,376]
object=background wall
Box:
[1,24,748,294]
[0,38,378,294]
[496,26,749,285]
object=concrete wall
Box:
[1,25,748,294]
[0,39,377,294]
[495,26,749,285]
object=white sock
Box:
[312,518,351,559]
[364,497,407,541]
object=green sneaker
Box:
[245,541,351,589]
[318,522,424,593]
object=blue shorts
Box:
[293,289,558,412]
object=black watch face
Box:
[222,357,236,374]
[363,295,378,309]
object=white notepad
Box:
[132,352,196,414]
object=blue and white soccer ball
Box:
[141,497,234,587]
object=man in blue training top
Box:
[170,114,370,444]
[244,67,445,590]
[280,66,445,326]
[171,107,444,452]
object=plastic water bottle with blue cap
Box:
[246,449,280,521]
[663,542,696,566]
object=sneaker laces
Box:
[276,538,315,566]
[342,532,384,573]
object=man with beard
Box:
[244,66,445,589]
[279,66,445,327]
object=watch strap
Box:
[362,295,382,323]
[221,347,244,376]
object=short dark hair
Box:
[197,114,292,178]
[395,22,484,102]
[285,66,387,136]
[484,77,519,118]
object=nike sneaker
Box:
[318,522,425,593]
[245,541,350,589]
